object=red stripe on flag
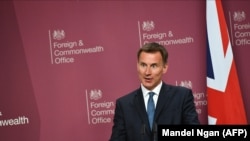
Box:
[208,60,247,124]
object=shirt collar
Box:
[141,81,162,97]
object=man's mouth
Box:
[145,77,152,82]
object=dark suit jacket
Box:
[109,82,200,141]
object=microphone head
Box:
[141,124,146,135]
[153,122,157,132]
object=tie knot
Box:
[148,92,155,98]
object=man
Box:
[109,42,200,141]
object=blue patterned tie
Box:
[147,92,155,130]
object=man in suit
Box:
[109,42,200,141]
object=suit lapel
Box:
[154,83,172,121]
[133,89,152,133]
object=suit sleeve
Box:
[109,99,127,141]
[182,88,200,124]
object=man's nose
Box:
[145,67,151,75]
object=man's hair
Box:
[137,42,168,64]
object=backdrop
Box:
[0,0,249,141]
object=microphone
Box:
[141,124,146,141]
[153,122,158,141]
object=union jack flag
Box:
[206,0,247,124]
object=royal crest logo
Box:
[89,89,102,100]
[179,80,192,89]
[142,21,155,31]
[233,11,246,22]
[53,29,65,40]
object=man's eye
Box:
[151,64,157,68]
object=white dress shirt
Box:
[141,81,162,110]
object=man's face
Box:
[137,51,168,90]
